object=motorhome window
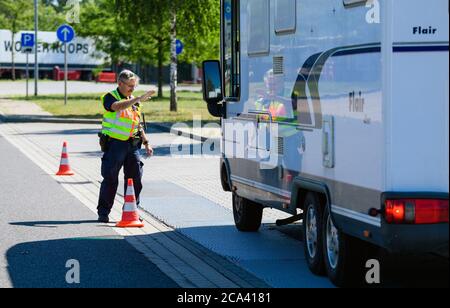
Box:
[275,0,296,35]
[247,0,270,56]
[223,0,240,99]
[343,0,367,8]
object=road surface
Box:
[0,119,447,288]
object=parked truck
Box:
[0,29,106,80]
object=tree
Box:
[116,0,220,111]
[38,2,66,32]
[169,1,178,112]
[116,0,172,100]
[0,13,7,28]
[0,0,33,80]
[73,0,133,75]
[41,0,67,11]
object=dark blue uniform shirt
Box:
[103,88,128,112]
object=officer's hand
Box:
[145,144,154,157]
[140,90,156,102]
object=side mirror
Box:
[202,60,223,104]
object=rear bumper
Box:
[380,192,449,255]
[333,210,449,256]
[381,223,449,255]
[334,192,449,256]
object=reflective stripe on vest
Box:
[101,89,141,141]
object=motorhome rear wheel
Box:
[303,193,326,276]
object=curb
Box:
[0,113,217,142]
[0,114,101,125]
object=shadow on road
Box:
[273,223,449,288]
[5,220,449,288]
[10,220,100,228]
[10,125,168,136]
[6,236,180,288]
[13,128,100,136]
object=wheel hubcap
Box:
[305,205,318,259]
[326,215,339,269]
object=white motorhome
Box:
[202,0,449,286]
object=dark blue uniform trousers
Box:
[97,139,144,217]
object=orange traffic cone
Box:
[116,179,144,228]
[56,141,75,176]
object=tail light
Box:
[385,199,449,224]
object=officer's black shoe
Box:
[98,215,110,223]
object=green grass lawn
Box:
[12,91,217,124]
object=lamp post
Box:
[34,0,38,96]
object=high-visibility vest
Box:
[255,97,298,138]
[101,89,141,141]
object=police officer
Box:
[254,69,290,121]
[97,70,155,223]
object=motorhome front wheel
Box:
[232,193,263,232]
